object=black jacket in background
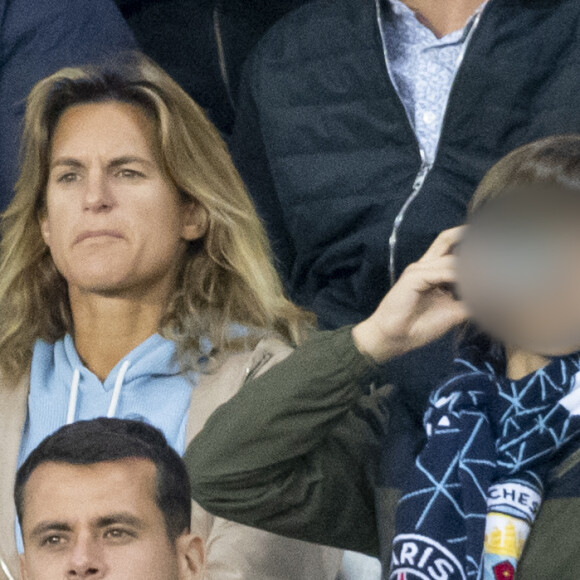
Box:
[115,0,308,134]
[230,0,580,405]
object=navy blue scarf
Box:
[390,346,580,580]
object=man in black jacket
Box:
[230,0,580,405]
[114,0,308,134]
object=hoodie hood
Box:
[20,333,195,467]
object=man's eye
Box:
[104,528,134,541]
[41,535,65,547]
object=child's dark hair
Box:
[469,135,580,215]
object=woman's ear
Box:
[39,211,51,247]
[176,533,205,579]
[181,201,208,242]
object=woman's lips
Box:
[74,230,124,244]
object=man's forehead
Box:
[28,457,157,481]
[22,458,159,524]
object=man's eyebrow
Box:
[29,521,72,539]
[95,512,145,529]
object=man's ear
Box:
[181,200,208,242]
[20,553,29,580]
[176,533,205,579]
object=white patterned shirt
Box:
[381,0,486,163]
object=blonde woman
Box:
[0,53,343,580]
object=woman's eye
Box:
[118,168,144,179]
[56,172,78,183]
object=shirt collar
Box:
[386,0,488,45]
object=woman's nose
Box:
[83,173,114,212]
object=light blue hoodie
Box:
[19,333,197,464]
[16,332,197,552]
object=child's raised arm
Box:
[354,226,468,363]
[186,228,468,554]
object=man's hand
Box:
[352,227,468,363]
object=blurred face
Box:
[40,101,206,302]
[457,186,580,355]
[20,459,204,580]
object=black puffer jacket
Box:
[231,0,580,404]
[114,0,308,134]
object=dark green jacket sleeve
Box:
[185,326,403,557]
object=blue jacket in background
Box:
[0,0,135,211]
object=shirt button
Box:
[423,111,436,125]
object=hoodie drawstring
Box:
[66,369,80,425]
[107,360,130,418]
[66,360,131,424]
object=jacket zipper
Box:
[388,160,431,286]
[213,2,236,110]
[375,0,488,286]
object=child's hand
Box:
[352,227,468,363]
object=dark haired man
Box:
[15,418,204,580]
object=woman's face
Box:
[40,101,206,302]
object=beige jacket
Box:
[0,336,342,580]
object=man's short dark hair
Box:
[15,418,191,542]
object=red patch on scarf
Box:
[493,561,515,580]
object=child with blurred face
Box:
[457,136,580,369]
[182,135,580,580]
[391,135,580,580]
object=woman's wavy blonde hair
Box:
[0,53,314,380]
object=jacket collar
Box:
[0,373,29,580]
